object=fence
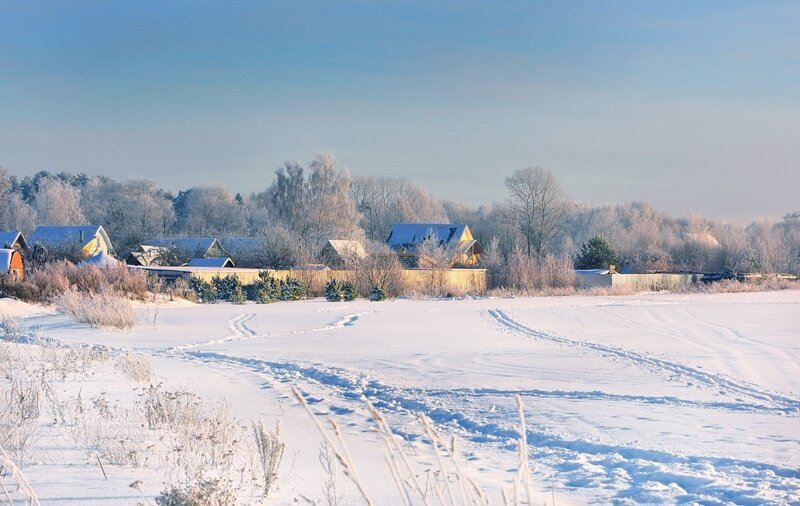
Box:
[135,266,487,295]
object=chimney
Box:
[609,264,617,274]
[80,230,84,243]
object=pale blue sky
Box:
[1,1,798,220]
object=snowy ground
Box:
[3,289,800,504]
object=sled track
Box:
[180,349,800,504]
[162,312,365,353]
[488,309,800,412]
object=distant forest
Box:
[1,154,798,275]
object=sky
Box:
[1,1,798,221]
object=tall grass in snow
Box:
[54,289,136,329]
[294,387,544,506]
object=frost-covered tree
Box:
[8,194,37,234]
[502,167,569,257]
[350,176,447,240]
[33,179,85,225]
[81,178,176,253]
[174,185,245,236]
[255,154,363,252]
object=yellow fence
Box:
[137,266,487,295]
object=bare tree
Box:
[503,167,569,257]
[350,176,447,241]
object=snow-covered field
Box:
[3,290,800,504]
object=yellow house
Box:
[29,225,114,259]
[386,223,483,268]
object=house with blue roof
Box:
[386,223,483,267]
[29,225,114,259]
[0,231,29,251]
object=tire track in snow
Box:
[178,350,800,504]
[488,309,800,412]
[162,312,365,353]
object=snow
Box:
[3,290,800,504]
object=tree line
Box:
[1,155,798,275]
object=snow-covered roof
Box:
[145,237,226,256]
[79,251,122,269]
[324,240,367,259]
[187,257,236,268]
[30,225,113,252]
[0,231,27,250]
[386,224,468,248]
[219,237,262,254]
[0,249,14,273]
[575,269,612,275]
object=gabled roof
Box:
[30,225,113,252]
[0,231,28,250]
[145,237,227,257]
[187,257,236,268]
[386,224,468,248]
[323,240,367,259]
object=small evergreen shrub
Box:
[575,235,619,270]
[341,280,358,301]
[369,286,387,302]
[253,271,280,303]
[279,277,305,301]
[188,278,217,304]
[324,279,343,302]
[229,284,247,304]
[212,275,242,301]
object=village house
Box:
[144,237,229,260]
[0,249,25,280]
[319,240,367,268]
[29,225,114,259]
[127,245,171,266]
[386,223,483,268]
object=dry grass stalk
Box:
[291,386,373,506]
[251,419,285,497]
[0,444,40,506]
[515,395,533,505]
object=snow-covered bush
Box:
[229,284,247,304]
[155,478,236,506]
[253,271,280,303]
[188,278,217,304]
[324,279,343,302]
[369,286,387,301]
[341,280,357,301]
[211,275,241,301]
[279,277,305,301]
